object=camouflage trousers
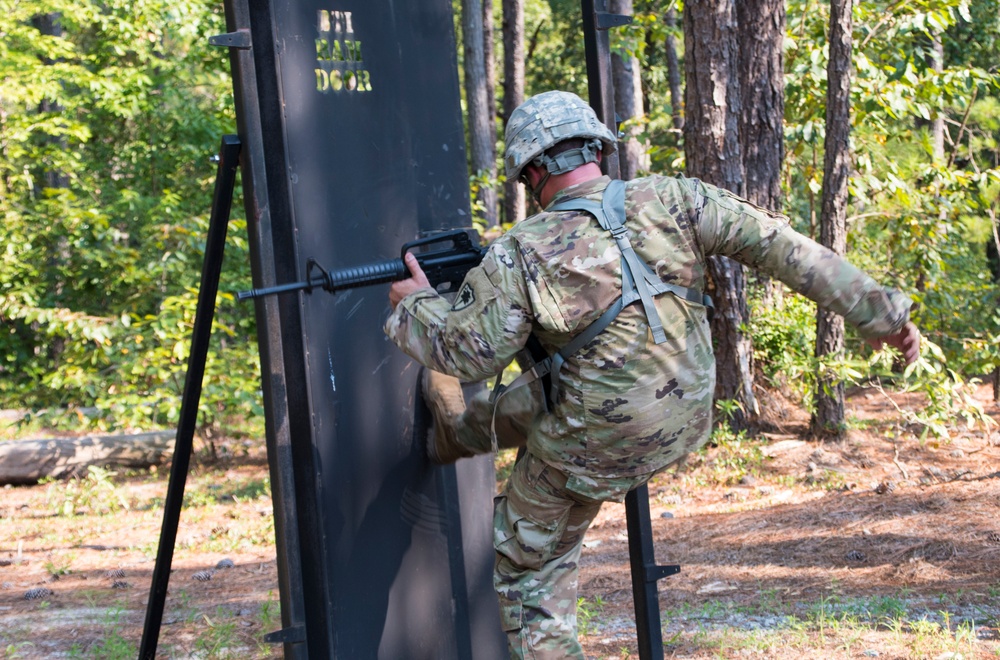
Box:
[451,382,601,658]
[493,451,602,659]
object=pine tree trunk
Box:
[502,0,526,225]
[483,0,497,142]
[737,0,785,308]
[611,0,648,181]
[683,0,756,432]
[930,35,945,161]
[32,13,69,191]
[683,2,743,192]
[462,0,498,226]
[812,0,853,438]
[664,7,683,131]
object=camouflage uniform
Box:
[384,174,912,658]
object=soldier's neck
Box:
[539,162,604,208]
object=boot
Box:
[422,368,474,464]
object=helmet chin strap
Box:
[524,169,552,207]
[522,138,603,206]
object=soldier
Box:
[385,90,920,659]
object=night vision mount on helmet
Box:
[503,91,617,183]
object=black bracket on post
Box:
[580,3,676,659]
[208,30,252,49]
[264,624,307,645]
[138,134,243,660]
[626,485,680,660]
[596,11,632,29]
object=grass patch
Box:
[577,595,606,637]
[67,606,136,660]
[647,590,999,659]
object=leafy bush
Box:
[0,1,262,438]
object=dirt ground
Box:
[1,382,998,659]
[577,381,1000,659]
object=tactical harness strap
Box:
[487,179,713,451]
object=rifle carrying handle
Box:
[399,229,476,258]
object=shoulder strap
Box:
[550,180,713,331]
[491,180,715,429]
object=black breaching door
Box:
[221,0,506,657]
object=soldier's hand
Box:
[866,321,920,365]
[389,252,432,310]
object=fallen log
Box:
[0,431,175,484]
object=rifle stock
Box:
[237,229,486,301]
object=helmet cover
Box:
[504,91,617,180]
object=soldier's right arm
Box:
[384,236,536,383]
[686,178,912,341]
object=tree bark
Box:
[502,0,526,225]
[483,0,497,141]
[736,1,784,210]
[32,13,69,191]
[462,0,498,226]
[683,2,743,192]
[664,7,683,131]
[611,0,648,181]
[812,0,853,438]
[683,0,756,432]
[929,33,945,162]
[737,0,785,307]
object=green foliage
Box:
[576,594,605,637]
[45,465,131,516]
[0,1,261,437]
[254,596,282,654]
[869,339,996,439]
[523,0,588,99]
[2,0,997,443]
[750,291,817,395]
[706,427,764,487]
[196,607,240,658]
[3,642,38,659]
[752,280,995,437]
[470,169,504,230]
[772,0,1000,431]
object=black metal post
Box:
[138,134,242,660]
[215,1,309,655]
[626,486,680,660]
[580,3,679,658]
[581,0,626,179]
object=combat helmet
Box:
[504,91,617,183]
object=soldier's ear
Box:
[522,164,543,188]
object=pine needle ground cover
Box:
[0,383,997,659]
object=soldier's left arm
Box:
[384,237,535,382]
[692,180,913,342]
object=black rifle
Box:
[239,226,554,408]
[237,229,486,301]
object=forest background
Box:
[0,0,998,444]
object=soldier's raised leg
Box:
[422,367,543,463]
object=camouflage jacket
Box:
[385,175,912,500]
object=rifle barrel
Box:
[236,258,407,301]
[236,278,321,301]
